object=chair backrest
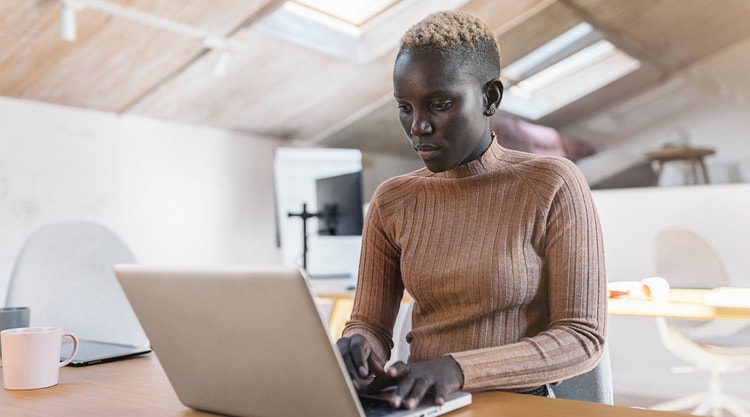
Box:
[390,300,613,404]
[654,229,730,288]
[653,228,750,345]
[389,300,414,365]
[655,229,731,331]
[5,221,148,346]
[551,345,613,404]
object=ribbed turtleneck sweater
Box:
[342,139,607,392]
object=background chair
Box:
[390,300,614,404]
[5,221,148,347]
[388,300,414,366]
[650,229,750,417]
[553,346,614,404]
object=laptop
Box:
[114,264,471,417]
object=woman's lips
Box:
[415,144,440,160]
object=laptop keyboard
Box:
[358,395,404,417]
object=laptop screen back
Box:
[115,264,365,417]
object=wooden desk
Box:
[0,354,690,416]
[608,288,750,321]
[0,355,202,417]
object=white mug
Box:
[641,276,671,301]
[1,327,79,390]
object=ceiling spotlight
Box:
[59,0,83,42]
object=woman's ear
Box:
[484,78,504,113]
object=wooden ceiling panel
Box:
[0,0,278,112]
[129,28,397,141]
[565,0,750,73]
[464,0,552,27]
[490,0,582,65]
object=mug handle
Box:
[59,332,79,367]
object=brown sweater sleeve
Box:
[343,194,405,363]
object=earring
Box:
[483,107,496,117]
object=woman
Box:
[337,10,607,410]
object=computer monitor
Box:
[315,171,364,236]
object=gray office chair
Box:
[552,345,613,404]
[389,300,414,366]
[5,221,148,347]
[391,301,613,404]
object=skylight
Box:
[255,0,469,64]
[293,0,399,27]
[500,23,641,120]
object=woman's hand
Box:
[336,334,386,392]
[368,356,464,409]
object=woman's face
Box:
[393,49,495,172]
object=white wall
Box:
[593,183,750,401]
[0,97,284,299]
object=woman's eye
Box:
[397,104,412,113]
[431,101,452,111]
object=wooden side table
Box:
[646,146,715,185]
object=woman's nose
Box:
[410,114,433,136]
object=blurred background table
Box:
[608,288,750,320]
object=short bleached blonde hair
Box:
[398,10,501,80]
